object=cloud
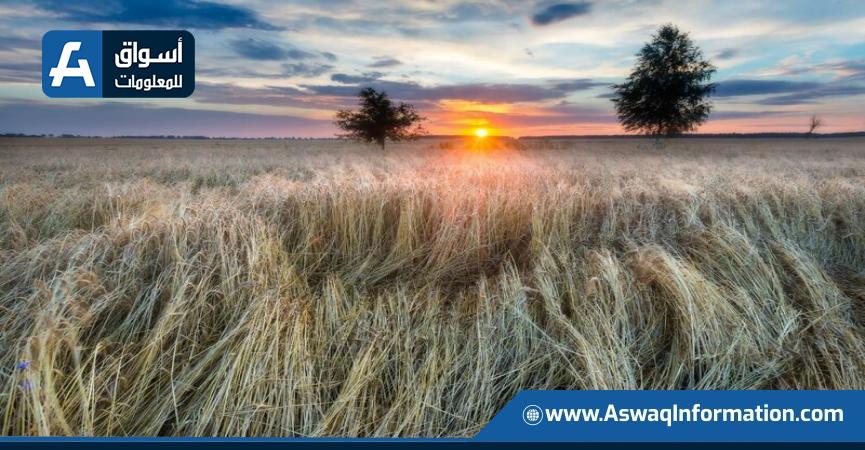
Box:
[0,35,39,52]
[230,39,314,60]
[227,40,333,76]
[713,77,865,105]
[438,2,518,23]
[192,82,336,108]
[549,79,608,92]
[302,80,418,98]
[540,103,617,124]
[31,0,281,30]
[282,62,334,77]
[812,59,865,80]
[716,48,739,60]
[0,101,332,137]
[758,57,865,81]
[197,61,332,79]
[714,79,820,97]
[330,72,385,84]
[369,57,402,68]
[756,83,865,105]
[304,80,587,103]
[301,15,420,38]
[0,62,40,83]
[531,2,592,26]
[710,110,787,119]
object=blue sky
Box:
[0,0,864,136]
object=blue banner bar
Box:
[477,390,863,442]
[2,391,864,446]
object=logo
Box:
[49,42,95,87]
[42,31,102,98]
[523,404,543,426]
[42,30,194,98]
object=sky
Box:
[0,0,864,137]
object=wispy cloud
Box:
[230,39,314,60]
[331,72,385,84]
[369,56,402,68]
[192,82,339,109]
[0,62,40,83]
[0,34,39,51]
[715,48,739,60]
[282,62,334,77]
[756,83,865,105]
[714,79,820,97]
[303,80,599,103]
[715,75,865,105]
[709,110,787,119]
[548,79,609,92]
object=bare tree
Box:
[807,114,824,136]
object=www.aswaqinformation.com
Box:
[541,404,844,427]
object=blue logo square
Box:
[42,31,102,98]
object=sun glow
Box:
[474,128,489,138]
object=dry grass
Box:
[1,136,865,437]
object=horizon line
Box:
[3,131,865,140]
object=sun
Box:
[474,128,489,138]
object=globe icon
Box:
[523,405,542,425]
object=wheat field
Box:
[1,136,864,437]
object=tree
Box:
[807,114,823,136]
[335,88,425,150]
[612,24,716,137]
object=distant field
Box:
[2,137,865,437]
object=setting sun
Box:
[474,128,488,138]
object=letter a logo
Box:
[42,31,102,97]
[49,42,95,87]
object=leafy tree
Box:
[335,88,425,150]
[612,24,716,137]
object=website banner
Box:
[478,390,861,442]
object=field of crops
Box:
[2,137,865,436]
